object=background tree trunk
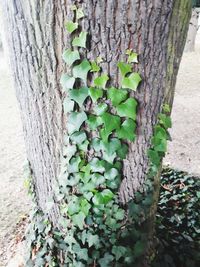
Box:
[1,0,191,265]
[185,8,200,52]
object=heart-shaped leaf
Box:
[72,211,85,230]
[72,32,87,48]
[90,61,100,72]
[62,49,80,66]
[94,103,108,116]
[126,50,138,63]
[76,8,84,19]
[117,143,129,159]
[69,87,89,106]
[101,113,121,137]
[89,87,103,102]
[65,21,78,33]
[87,115,103,130]
[116,118,136,141]
[70,131,87,144]
[73,60,91,84]
[68,111,87,134]
[122,73,142,91]
[63,97,74,113]
[102,138,121,155]
[107,87,128,106]
[117,62,132,77]
[94,74,109,89]
[116,98,137,120]
[60,74,75,91]
[68,156,81,173]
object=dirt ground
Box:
[0,38,200,266]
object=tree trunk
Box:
[185,8,200,52]
[1,0,191,266]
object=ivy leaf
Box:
[72,32,87,48]
[90,61,101,72]
[63,144,76,159]
[99,253,114,267]
[69,87,89,107]
[60,74,75,91]
[68,197,80,215]
[114,209,125,220]
[116,98,137,120]
[76,8,84,19]
[112,246,127,260]
[68,111,87,134]
[148,149,161,167]
[102,138,121,156]
[87,115,103,130]
[89,87,103,102]
[80,199,91,216]
[94,74,109,89]
[90,158,105,173]
[72,211,85,230]
[122,73,142,91]
[62,49,80,66]
[101,112,121,134]
[94,103,108,116]
[117,62,132,77]
[116,118,136,141]
[104,168,118,181]
[158,114,172,129]
[107,87,128,106]
[63,98,74,113]
[68,156,81,173]
[87,233,100,248]
[70,131,87,144]
[126,49,138,63]
[65,21,78,33]
[117,143,129,159]
[134,241,145,258]
[152,137,167,152]
[73,60,91,84]
[92,189,114,205]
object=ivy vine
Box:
[25,5,172,267]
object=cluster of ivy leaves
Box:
[24,5,173,267]
[153,168,200,267]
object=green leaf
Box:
[62,49,80,66]
[102,138,121,155]
[152,137,167,152]
[60,74,75,91]
[116,98,137,120]
[70,131,87,144]
[148,149,161,167]
[112,246,127,260]
[68,197,80,215]
[73,244,88,261]
[90,158,105,173]
[73,60,91,84]
[80,198,91,216]
[126,50,138,63]
[107,87,128,106]
[63,144,76,159]
[122,73,142,91]
[88,87,103,102]
[94,103,108,115]
[134,240,145,258]
[69,87,89,106]
[68,111,87,134]
[99,253,114,267]
[94,74,109,88]
[115,209,125,220]
[104,168,118,181]
[72,32,87,48]
[116,118,136,141]
[101,112,121,134]
[65,21,78,33]
[117,143,129,159]
[90,61,101,72]
[72,211,85,230]
[87,115,103,130]
[92,189,114,205]
[117,62,132,77]
[68,156,81,173]
[154,125,167,140]
[158,114,172,129]
[76,8,84,19]
[63,97,74,113]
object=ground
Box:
[0,39,200,266]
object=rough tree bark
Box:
[1,0,191,265]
